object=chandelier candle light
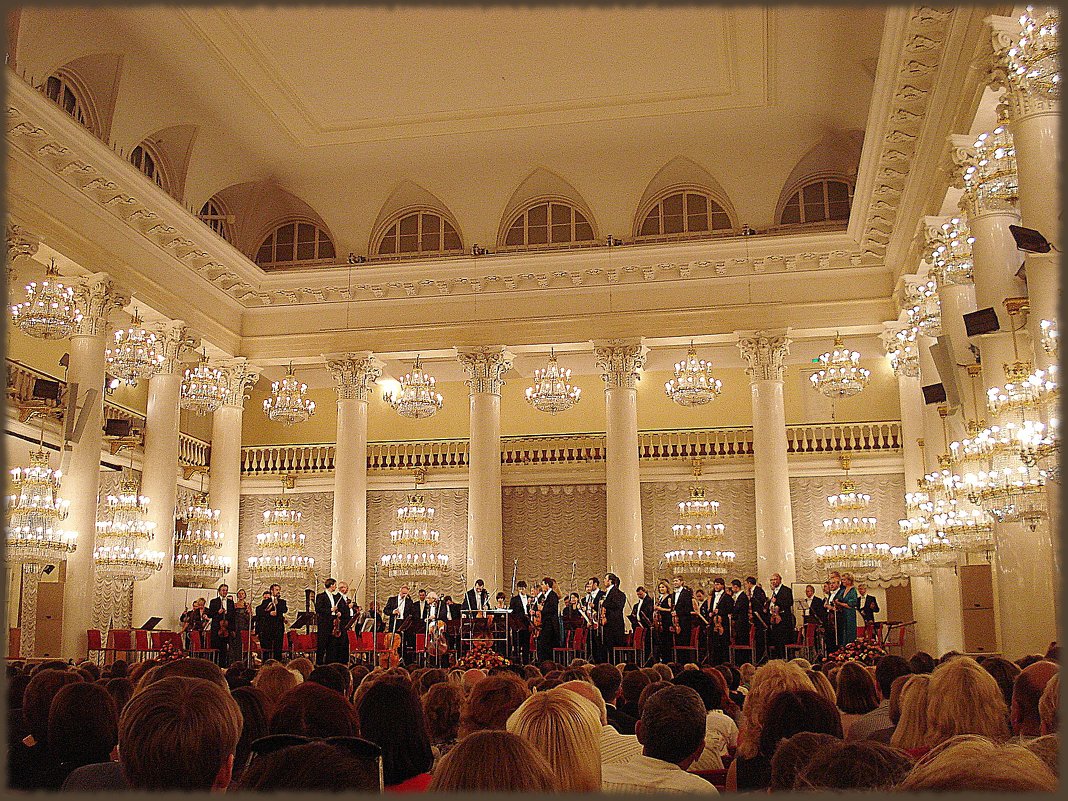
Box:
[886,326,920,378]
[811,334,871,400]
[249,481,315,583]
[383,470,450,577]
[173,485,230,587]
[384,356,443,419]
[263,363,316,425]
[526,349,581,414]
[665,342,723,407]
[10,259,81,340]
[665,462,731,575]
[94,471,165,585]
[105,308,166,387]
[814,455,891,571]
[928,217,975,286]
[181,349,231,415]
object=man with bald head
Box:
[558,680,643,766]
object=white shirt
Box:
[602,755,719,794]
[520,594,528,613]
[705,710,738,757]
[712,590,725,612]
[674,588,683,604]
[600,725,643,765]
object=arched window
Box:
[375,210,462,257]
[778,179,853,226]
[636,190,732,239]
[44,73,94,133]
[198,197,232,243]
[130,144,167,191]
[503,201,594,248]
[255,221,336,267]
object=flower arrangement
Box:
[156,640,186,664]
[455,643,510,671]
[827,639,887,666]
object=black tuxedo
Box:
[437,601,462,622]
[383,593,417,660]
[606,703,637,736]
[208,595,236,667]
[731,591,750,655]
[709,590,734,664]
[824,588,842,653]
[600,585,627,658]
[415,599,431,621]
[767,584,795,659]
[671,586,694,649]
[859,594,879,623]
[630,595,655,663]
[749,586,769,662]
[510,593,532,663]
[463,588,491,612]
[653,594,675,663]
[314,589,352,665]
[536,588,561,662]
[255,595,288,662]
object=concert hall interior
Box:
[3,3,1061,794]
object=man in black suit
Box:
[599,573,627,662]
[670,575,694,656]
[767,573,795,660]
[806,584,827,658]
[858,584,879,640]
[709,577,734,665]
[630,586,654,665]
[255,583,288,663]
[730,578,750,662]
[463,579,490,612]
[747,576,769,663]
[824,573,842,654]
[415,588,430,623]
[437,594,463,653]
[383,584,415,662]
[590,662,637,735]
[509,581,532,664]
[314,578,352,665]
[208,584,236,667]
[536,577,561,663]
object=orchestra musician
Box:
[314,578,352,665]
[463,579,491,613]
[766,573,795,660]
[180,597,209,652]
[255,583,288,663]
[600,573,627,660]
[437,594,463,653]
[730,578,750,659]
[709,577,734,664]
[584,577,603,661]
[670,576,694,653]
[630,586,654,664]
[746,576,769,664]
[563,592,586,633]
[208,584,236,668]
[824,572,843,654]
[509,581,532,665]
[415,588,430,623]
[652,580,674,663]
[858,584,879,641]
[536,577,561,662]
[360,602,385,634]
[383,584,416,662]
[694,588,710,659]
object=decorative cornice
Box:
[218,358,261,409]
[71,272,128,338]
[593,339,647,390]
[323,352,383,401]
[153,320,197,375]
[6,224,38,281]
[456,346,513,396]
[737,331,791,382]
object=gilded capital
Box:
[988,12,1059,118]
[457,346,513,395]
[593,339,646,390]
[217,358,261,409]
[737,331,790,382]
[71,273,128,338]
[324,352,383,401]
[950,125,1020,217]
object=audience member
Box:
[428,731,557,792]
[423,682,463,760]
[980,655,1022,709]
[139,657,227,688]
[456,673,530,739]
[907,651,935,674]
[1038,672,1058,735]
[590,663,637,735]
[925,656,1009,753]
[735,660,812,759]
[558,679,642,766]
[619,669,650,720]
[507,687,603,792]
[867,672,910,744]
[670,669,727,770]
[1009,660,1058,737]
[44,682,119,789]
[8,669,83,790]
[849,655,911,740]
[285,656,315,679]
[805,669,836,707]
[357,680,434,791]
[270,682,357,738]
[704,666,741,723]
[230,686,270,786]
[252,663,303,711]
[834,661,880,737]
[307,665,349,696]
[768,732,839,791]
[637,680,671,717]
[898,734,1057,792]
[795,740,912,790]
[1024,733,1059,777]
[889,674,931,754]
[239,742,380,791]
[461,668,486,695]
[104,677,135,715]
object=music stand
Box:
[138,617,163,631]
[289,612,316,629]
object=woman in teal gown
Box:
[836,572,859,645]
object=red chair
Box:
[674,625,701,664]
[105,629,133,664]
[189,630,216,661]
[785,622,818,662]
[554,627,587,663]
[132,629,153,660]
[152,631,183,652]
[86,630,104,665]
[613,626,646,664]
[881,621,912,656]
[241,630,263,662]
[730,627,754,666]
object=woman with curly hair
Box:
[735,660,813,760]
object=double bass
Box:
[426,619,448,658]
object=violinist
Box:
[653,580,674,663]
[208,584,236,668]
[179,597,208,652]
[767,573,795,660]
[730,578,750,655]
[509,581,532,665]
[383,584,415,662]
[709,577,734,664]
[630,586,654,664]
[562,592,586,633]
[600,573,627,660]
[670,576,694,653]
[535,577,560,663]
[746,576,769,664]
[315,578,352,665]
[694,588,710,658]
[255,583,288,663]
[437,595,463,653]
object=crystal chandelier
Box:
[814,542,892,571]
[665,342,723,407]
[6,447,77,566]
[886,326,920,378]
[381,552,450,577]
[181,349,231,415]
[526,349,581,414]
[1006,6,1059,99]
[927,217,975,286]
[105,309,165,387]
[931,505,994,553]
[814,456,890,571]
[383,471,450,577]
[826,456,871,512]
[173,486,230,586]
[665,549,736,576]
[905,279,941,337]
[962,125,1018,208]
[810,334,871,399]
[10,259,81,340]
[384,356,443,419]
[249,482,315,582]
[890,544,931,577]
[672,462,725,541]
[263,363,316,425]
[905,531,959,568]
[94,471,164,583]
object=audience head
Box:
[253,663,303,710]
[457,673,530,739]
[423,682,463,745]
[886,672,911,726]
[927,656,1009,747]
[307,665,348,696]
[890,674,931,751]
[428,730,556,792]
[652,663,673,681]
[874,654,911,700]
[285,657,314,680]
[460,668,486,694]
[737,659,812,758]
[589,663,623,707]
[507,687,602,791]
[239,742,380,792]
[107,659,128,678]
[769,732,840,791]
[796,740,913,790]
[1039,672,1058,735]
[7,673,31,711]
[558,680,607,726]
[898,735,1057,792]
[636,684,707,769]
[357,680,433,787]
[23,669,83,743]
[230,686,269,780]
[806,669,836,706]
[1010,660,1058,737]
[270,682,357,738]
[637,680,671,716]
[835,660,880,714]
[908,650,936,674]
[672,668,719,712]
[415,667,447,696]
[119,677,242,791]
[758,689,843,758]
[1024,733,1059,777]
[139,657,226,689]
[47,682,119,769]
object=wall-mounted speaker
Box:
[964,307,1001,337]
[103,418,133,438]
[31,378,62,401]
[928,338,963,412]
[922,383,947,404]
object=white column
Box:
[210,359,260,590]
[737,332,796,585]
[324,353,382,604]
[133,321,192,630]
[457,347,512,594]
[592,340,647,594]
[59,274,127,659]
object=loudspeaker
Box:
[962,608,997,653]
[922,383,947,404]
[1009,224,1053,254]
[42,564,55,575]
[964,307,1001,337]
[928,338,963,411]
[103,418,132,438]
[31,378,62,401]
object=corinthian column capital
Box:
[218,358,261,409]
[987,13,1059,119]
[457,346,513,395]
[153,320,197,375]
[737,330,791,382]
[593,339,647,390]
[324,352,383,401]
[71,273,128,338]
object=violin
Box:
[218,614,230,642]
[671,608,681,636]
[770,602,782,626]
[714,613,725,636]
[600,604,607,628]
[530,597,542,638]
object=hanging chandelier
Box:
[927,217,975,286]
[263,362,316,425]
[962,124,1018,208]
[665,462,727,575]
[391,494,440,546]
[249,482,315,582]
[526,349,581,414]
[173,488,230,586]
[181,349,231,415]
[105,309,165,387]
[383,470,450,577]
[810,334,871,399]
[815,542,892,571]
[665,549,736,576]
[665,342,723,407]
[931,505,994,553]
[905,531,959,568]
[1006,6,1059,99]
[384,356,443,419]
[814,455,890,570]
[826,456,871,512]
[10,259,81,340]
[886,326,920,378]
[6,447,77,565]
[890,544,931,577]
[904,279,942,337]
[94,471,164,583]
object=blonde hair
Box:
[737,660,813,758]
[806,669,836,707]
[506,687,602,791]
[926,657,1009,747]
[1024,734,1059,777]
[429,730,557,792]
[253,663,303,710]
[285,657,314,680]
[890,674,930,751]
[790,657,812,671]
[1039,672,1059,734]
[841,573,854,585]
[899,735,1057,792]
